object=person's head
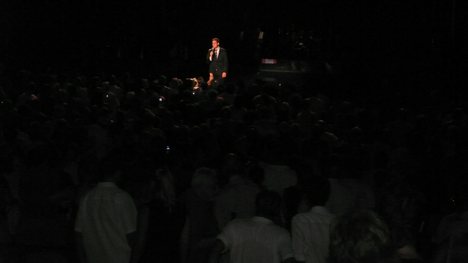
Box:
[191,167,218,201]
[302,175,330,208]
[98,151,124,183]
[151,168,176,208]
[212,37,220,49]
[329,210,398,263]
[247,161,264,186]
[221,153,245,178]
[255,190,283,219]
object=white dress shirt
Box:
[75,182,137,263]
[291,206,335,263]
[218,216,293,263]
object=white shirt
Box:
[291,206,335,263]
[218,216,293,263]
[210,47,219,61]
[214,176,260,229]
[75,182,137,263]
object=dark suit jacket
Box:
[207,47,228,77]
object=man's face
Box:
[212,40,219,49]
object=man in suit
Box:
[207,37,228,89]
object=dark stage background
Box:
[0,0,467,92]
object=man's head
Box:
[255,190,282,219]
[191,167,218,200]
[302,175,331,207]
[221,153,245,180]
[212,38,220,49]
[98,151,124,183]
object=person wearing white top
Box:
[291,176,335,263]
[209,190,295,263]
[75,155,138,263]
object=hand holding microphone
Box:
[209,48,214,61]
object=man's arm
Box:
[208,239,226,263]
[291,216,307,263]
[207,73,214,86]
[130,206,149,263]
[127,231,137,250]
[75,232,87,263]
[221,49,228,78]
[282,257,299,263]
[179,216,190,263]
[74,198,87,263]
[207,50,214,63]
[278,230,297,263]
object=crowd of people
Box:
[0,53,467,263]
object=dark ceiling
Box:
[0,0,465,74]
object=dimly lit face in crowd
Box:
[196,182,218,201]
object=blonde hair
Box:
[329,210,396,263]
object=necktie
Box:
[213,48,217,60]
